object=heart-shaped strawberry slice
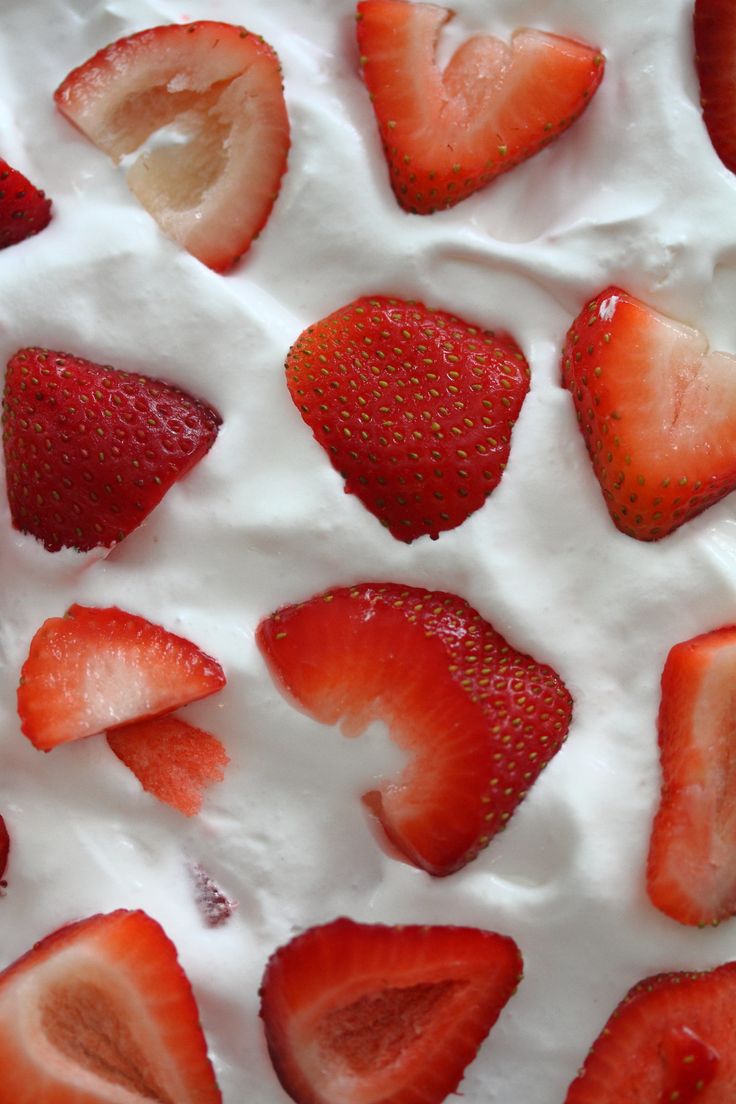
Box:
[357,0,604,214]
[562,286,736,540]
[286,296,530,542]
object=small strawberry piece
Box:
[0,909,221,1103]
[286,297,529,542]
[562,286,736,541]
[55,21,289,271]
[189,864,236,928]
[260,917,522,1104]
[0,159,52,249]
[3,347,220,553]
[0,816,8,886]
[564,966,731,1103]
[257,582,572,876]
[694,0,736,174]
[646,627,736,926]
[18,604,226,752]
[357,0,604,214]
[108,715,229,816]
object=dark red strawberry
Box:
[18,604,226,751]
[55,21,290,270]
[189,864,236,928]
[286,296,529,542]
[2,347,220,552]
[0,159,52,249]
[562,286,736,541]
[0,909,221,1103]
[108,715,229,816]
[647,626,736,927]
[260,917,522,1104]
[0,816,8,887]
[257,582,572,876]
[357,0,604,214]
[564,966,732,1103]
[694,0,736,174]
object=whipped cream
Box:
[2,0,736,1099]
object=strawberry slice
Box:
[18,604,226,752]
[0,159,52,249]
[257,582,572,876]
[694,0,736,174]
[0,909,221,1103]
[564,966,730,1103]
[260,917,522,1104]
[562,286,736,541]
[107,714,230,816]
[357,0,604,214]
[55,21,290,271]
[3,347,220,553]
[647,627,736,927]
[286,296,529,542]
[0,815,8,886]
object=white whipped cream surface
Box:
[2,0,736,1099]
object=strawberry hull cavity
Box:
[562,287,736,540]
[260,918,523,1104]
[286,296,530,542]
[257,582,573,876]
[18,604,226,751]
[2,347,220,553]
[357,0,604,214]
[0,909,222,1102]
[55,21,290,270]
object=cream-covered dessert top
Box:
[2,0,736,1100]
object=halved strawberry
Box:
[0,909,221,1103]
[55,21,290,271]
[3,347,221,553]
[257,582,572,876]
[286,296,529,542]
[357,0,604,214]
[0,159,52,249]
[694,0,736,174]
[18,605,226,752]
[564,966,731,1103]
[0,816,8,885]
[260,917,522,1104]
[647,627,736,927]
[107,714,229,816]
[562,286,736,541]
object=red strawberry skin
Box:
[257,582,572,876]
[564,965,734,1103]
[694,0,736,174]
[357,0,604,214]
[18,604,226,751]
[55,22,290,272]
[107,714,230,816]
[0,909,221,1103]
[260,917,522,1104]
[0,159,52,249]
[562,286,736,540]
[647,627,736,927]
[2,347,221,553]
[0,816,8,885]
[286,297,529,542]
